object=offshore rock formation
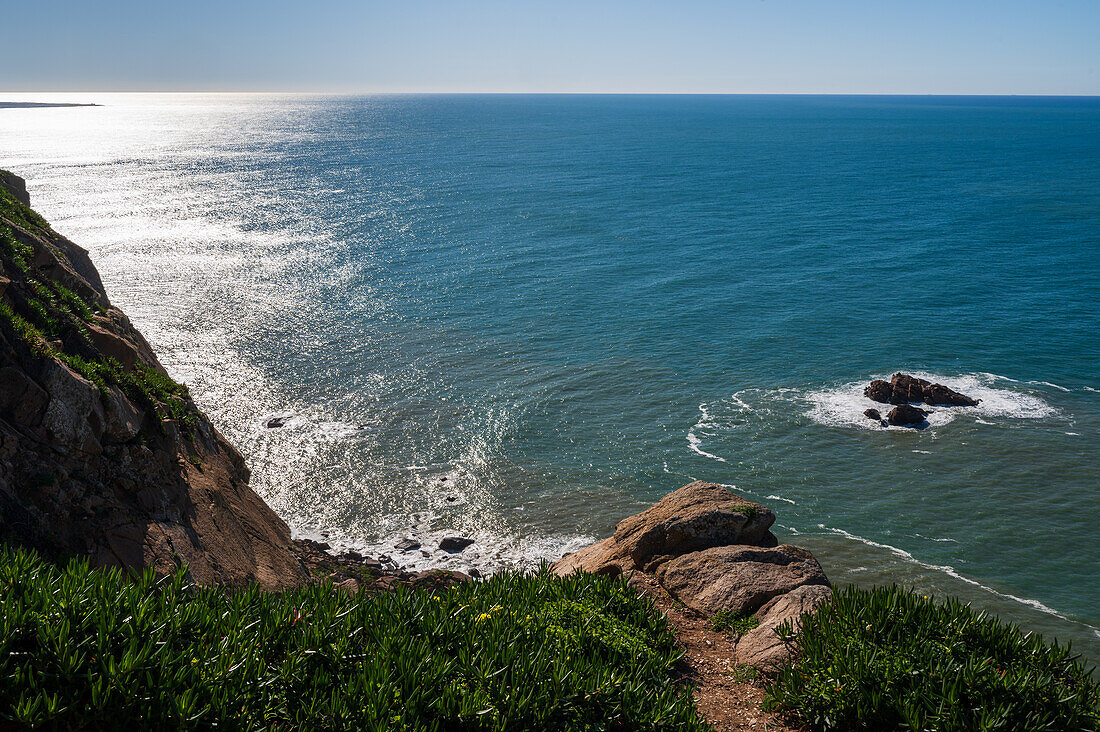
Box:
[0,170,305,589]
[553,482,830,668]
[866,372,979,407]
[887,403,929,427]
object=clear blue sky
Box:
[2,0,1098,94]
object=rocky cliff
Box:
[554,482,832,668]
[0,170,305,589]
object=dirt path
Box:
[630,573,800,732]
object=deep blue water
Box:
[2,94,1098,659]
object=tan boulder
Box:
[735,584,832,669]
[86,322,143,368]
[656,544,828,616]
[552,481,775,576]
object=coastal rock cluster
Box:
[0,171,305,588]
[864,372,980,427]
[553,482,831,668]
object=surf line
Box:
[816,524,1098,634]
[687,403,729,463]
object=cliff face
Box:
[0,170,305,589]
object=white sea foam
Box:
[817,525,1086,622]
[765,494,797,504]
[687,403,729,462]
[298,526,597,576]
[1030,380,1072,392]
[802,371,1058,432]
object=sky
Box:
[1,0,1098,94]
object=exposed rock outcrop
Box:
[552,481,777,576]
[0,170,305,589]
[887,403,928,427]
[554,482,830,669]
[865,373,979,407]
[656,544,829,616]
[735,584,832,668]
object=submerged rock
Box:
[395,538,421,552]
[266,416,288,428]
[887,403,928,427]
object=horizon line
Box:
[3,90,1100,98]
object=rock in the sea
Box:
[439,536,474,553]
[735,584,832,668]
[924,381,979,406]
[887,403,928,427]
[395,538,421,552]
[863,408,881,421]
[655,544,829,616]
[865,373,979,407]
[864,380,893,403]
[266,416,288,428]
[552,481,776,576]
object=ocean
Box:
[1,93,1097,661]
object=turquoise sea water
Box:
[1,94,1097,660]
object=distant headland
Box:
[0,102,100,109]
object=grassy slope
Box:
[764,585,1100,731]
[0,547,707,731]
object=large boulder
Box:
[656,544,829,616]
[887,403,928,427]
[552,481,775,576]
[865,373,979,407]
[735,584,832,668]
[864,380,893,403]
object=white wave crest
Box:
[817,525,1084,622]
[687,403,729,462]
[803,371,1057,431]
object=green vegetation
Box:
[708,608,760,637]
[0,223,32,272]
[0,547,708,730]
[764,585,1100,731]
[0,180,52,238]
[729,504,757,519]
[0,187,196,437]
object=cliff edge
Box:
[0,170,305,589]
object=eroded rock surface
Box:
[887,403,929,427]
[553,481,831,669]
[552,481,776,576]
[735,584,832,668]
[0,170,305,589]
[865,373,979,407]
[656,544,829,616]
